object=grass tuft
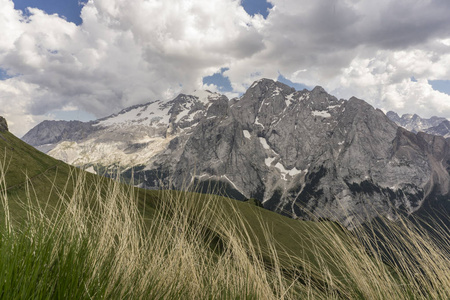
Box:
[0,164,449,299]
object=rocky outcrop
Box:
[424,120,450,138]
[0,116,8,132]
[387,111,449,136]
[160,80,449,227]
[22,80,450,227]
[21,120,98,152]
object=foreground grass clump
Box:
[1,167,450,299]
[0,168,307,299]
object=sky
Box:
[1,0,450,137]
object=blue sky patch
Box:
[430,80,450,95]
[13,0,83,25]
[12,0,274,25]
[203,68,233,92]
[0,68,12,80]
[241,0,273,18]
[277,74,311,91]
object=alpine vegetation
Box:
[1,153,449,299]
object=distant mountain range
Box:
[22,79,450,228]
[386,111,450,138]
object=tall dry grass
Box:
[0,165,449,299]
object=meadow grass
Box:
[1,165,449,299]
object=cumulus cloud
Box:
[0,0,264,135]
[0,78,50,136]
[226,0,450,116]
[335,50,450,117]
[1,0,450,136]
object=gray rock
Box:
[424,120,450,138]
[387,111,448,133]
[22,80,450,227]
[21,120,98,151]
[0,116,8,132]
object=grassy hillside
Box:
[1,129,449,299]
[0,129,346,275]
[0,129,157,223]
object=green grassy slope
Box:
[3,129,449,299]
[0,129,346,269]
[0,130,157,223]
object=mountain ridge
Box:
[386,110,450,137]
[22,79,450,227]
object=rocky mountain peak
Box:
[311,85,327,94]
[425,120,450,138]
[347,96,377,112]
[386,111,401,122]
[206,95,229,117]
[21,81,450,228]
[231,79,296,128]
[0,116,8,132]
[247,78,295,95]
[21,119,97,153]
[387,110,449,136]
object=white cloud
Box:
[0,0,264,136]
[332,49,450,117]
[225,0,450,118]
[0,0,23,53]
[1,0,450,137]
[0,78,50,136]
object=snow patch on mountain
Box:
[265,157,276,167]
[274,162,303,180]
[175,104,193,123]
[327,104,342,110]
[272,87,281,96]
[254,117,264,127]
[259,137,270,150]
[312,110,331,118]
[97,100,170,128]
[191,90,221,104]
[285,93,296,107]
[250,78,264,89]
[299,93,310,101]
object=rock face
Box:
[423,120,450,138]
[22,120,98,152]
[23,80,450,227]
[387,111,450,137]
[0,116,7,132]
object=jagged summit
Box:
[311,85,327,94]
[21,79,450,227]
[21,120,96,153]
[426,120,450,138]
[0,116,8,132]
[387,110,450,137]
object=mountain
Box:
[386,111,450,137]
[21,120,98,153]
[23,80,450,227]
[2,115,354,288]
[425,120,450,138]
[1,115,155,224]
[7,115,450,297]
